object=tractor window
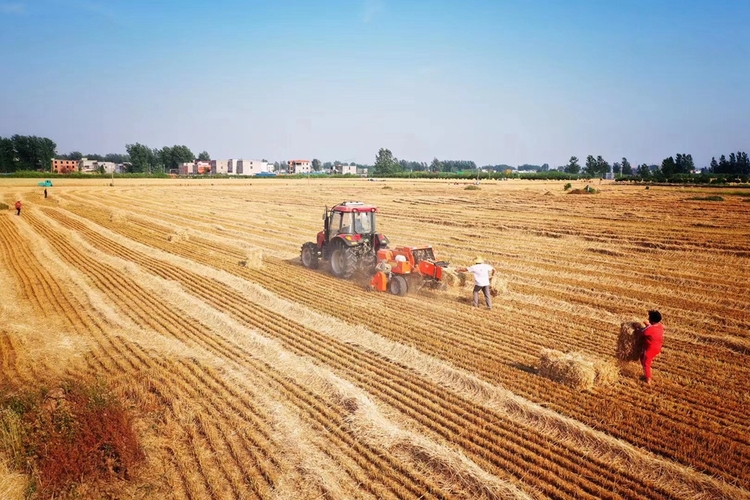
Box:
[338,212,354,234]
[354,212,373,234]
[329,212,344,239]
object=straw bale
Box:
[0,203,8,210]
[593,359,620,386]
[539,349,619,390]
[238,248,263,269]
[441,268,459,287]
[490,274,506,296]
[166,229,190,243]
[617,322,644,361]
[108,210,127,223]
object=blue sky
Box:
[1,0,748,167]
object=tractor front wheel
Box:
[301,242,319,269]
[330,244,356,279]
[388,275,408,296]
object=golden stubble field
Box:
[1,177,749,499]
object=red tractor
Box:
[300,201,389,279]
[301,201,449,295]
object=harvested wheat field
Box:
[1,177,749,499]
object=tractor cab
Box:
[318,201,384,249]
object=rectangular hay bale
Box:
[539,349,619,390]
[617,322,644,362]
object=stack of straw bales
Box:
[617,322,645,361]
[538,349,619,390]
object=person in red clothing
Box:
[15,200,21,216]
[640,310,664,385]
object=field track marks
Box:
[0,215,133,378]
[57,202,747,479]
[12,213,286,499]
[41,208,750,500]
[59,192,296,258]
[25,209,469,500]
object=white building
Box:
[237,159,270,175]
[211,159,229,175]
[287,159,311,174]
[80,158,116,173]
[178,162,195,175]
[341,165,357,175]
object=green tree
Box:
[596,156,610,177]
[621,157,632,176]
[105,153,129,164]
[373,148,399,176]
[564,156,580,174]
[717,155,729,173]
[738,151,750,175]
[312,159,321,171]
[156,145,194,172]
[430,157,442,173]
[197,151,210,161]
[674,153,694,174]
[612,162,621,174]
[0,137,15,172]
[637,164,651,177]
[125,143,154,173]
[583,155,598,177]
[660,156,676,177]
[710,157,719,172]
[12,135,56,171]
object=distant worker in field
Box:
[639,310,664,385]
[456,256,495,310]
[44,188,48,199]
[15,200,21,216]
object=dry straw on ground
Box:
[617,322,645,361]
[538,349,619,390]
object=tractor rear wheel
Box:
[388,275,408,296]
[301,242,319,269]
[330,244,356,279]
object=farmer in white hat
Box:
[456,256,495,309]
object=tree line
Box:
[56,151,130,164]
[124,143,211,173]
[0,135,57,173]
[373,148,749,181]
[372,149,481,175]
[3,133,748,180]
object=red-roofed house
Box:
[287,159,311,174]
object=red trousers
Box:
[640,352,658,381]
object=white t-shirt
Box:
[466,263,494,287]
